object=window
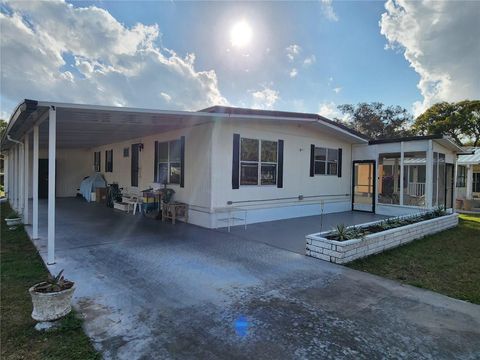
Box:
[94,151,101,172]
[456,165,466,187]
[314,147,338,175]
[240,138,277,185]
[105,150,113,172]
[378,153,401,204]
[474,172,480,193]
[155,139,181,184]
[123,147,129,157]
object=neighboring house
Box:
[456,148,480,201]
[0,100,463,263]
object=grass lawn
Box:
[1,202,100,360]
[348,213,480,304]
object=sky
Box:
[0,0,479,121]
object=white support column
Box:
[4,154,8,199]
[425,140,434,209]
[13,145,18,210]
[19,142,24,215]
[11,147,15,208]
[400,141,404,206]
[33,125,39,239]
[47,107,56,265]
[466,164,473,200]
[453,157,458,210]
[24,135,30,224]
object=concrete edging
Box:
[306,213,459,264]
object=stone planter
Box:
[306,213,459,264]
[5,217,22,226]
[29,283,76,321]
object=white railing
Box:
[407,182,425,197]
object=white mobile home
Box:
[1,100,463,262]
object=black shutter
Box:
[180,136,185,188]
[232,134,240,189]
[154,141,158,182]
[310,144,315,177]
[277,140,284,188]
[338,148,342,178]
[110,150,113,172]
[105,151,108,172]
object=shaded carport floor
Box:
[26,198,480,359]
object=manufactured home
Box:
[1,100,463,263]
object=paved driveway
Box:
[31,199,480,359]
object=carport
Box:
[1,99,219,264]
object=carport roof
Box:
[1,99,368,150]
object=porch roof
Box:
[1,99,368,151]
[369,135,465,153]
[458,148,480,165]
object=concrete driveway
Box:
[30,199,480,359]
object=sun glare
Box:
[230,20,253,48]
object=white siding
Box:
[89,123,213,226]
[28,148,91,198]
[211,120,353,224]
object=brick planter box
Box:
[306,213,459,264]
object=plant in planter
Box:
[5,210,22,227]
[29,270,75,322]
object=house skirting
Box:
[188,198,351,229]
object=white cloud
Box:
[333,87,342,94]
[286,44,302,62]
[0,0,228,115]
[160,92,172,102]
[251,87,279,110]
[303,55,316,67]
[320,0,339,22]
[289,68,298,78]
[318,101,350,121]
[380,0,480,115]
[318,101,341,119]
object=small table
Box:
[215,207,247,232]
[162,202,189,224]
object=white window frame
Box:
[240,137,278,186]
[314,147,338,176]
[156,139,181,185]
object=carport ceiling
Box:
[37,107,212,148]
[4,102,215,149]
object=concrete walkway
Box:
[27,198,480,359]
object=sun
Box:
[230,20,253,48]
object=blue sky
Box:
[68,0,421,110]
[1,0,478,119]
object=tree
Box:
[413,100,480,146]
[336,102,413,139]
[0,119,6,139]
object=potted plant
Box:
[5,210,22,227]
[29,270,75,322]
